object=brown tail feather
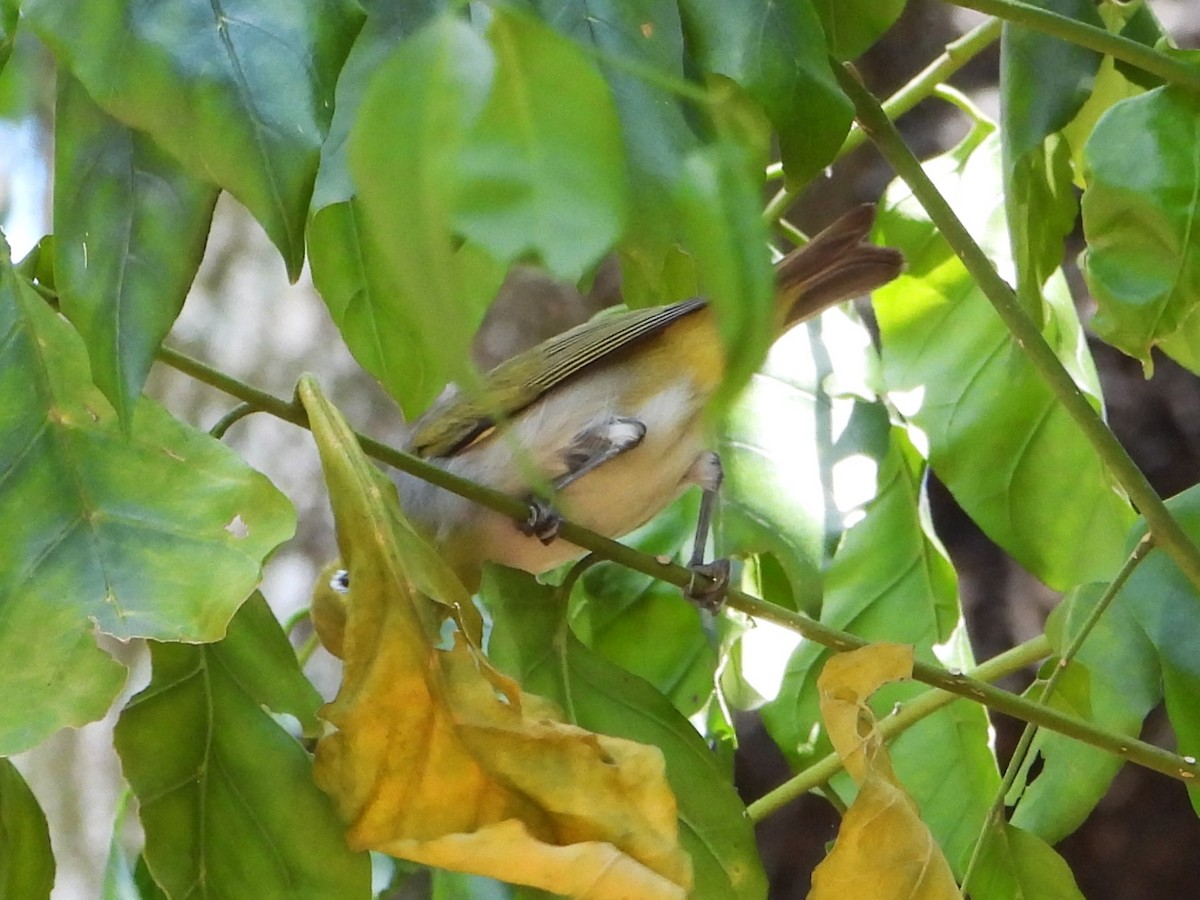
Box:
[774,205,905,330]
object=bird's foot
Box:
[685,558,730,612]
[519,495,563,545]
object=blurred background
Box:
[3,2,1199,896]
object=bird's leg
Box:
[684,450,730,611]
[520,417,647,544]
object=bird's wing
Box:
[409,297,707,458]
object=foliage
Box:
[0,0,1199,897]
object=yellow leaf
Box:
[298,377,692,899]
[809,644,961,900]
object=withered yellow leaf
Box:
[809,643,961,900]
[298,377,692,899]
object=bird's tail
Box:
[774,205,905,329]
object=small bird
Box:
[395,205,904,601]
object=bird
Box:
[393,205,904,603]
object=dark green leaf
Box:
[482,567,768,900]
[308,1,442,409]
[114,594,369,899]
[0,760,55,900]
[679,0,852,186]
[25,0,364,279]
[1081,86,1200,372]
[572,491,718,718]
[875,126,1134,589]
[0,251,295,753]
[1002,0,1103,164]
[675,137,774,412]
[530,0,704,307]
[456,9,631,279]
[0,29,49,128]
[812,0,906,60]
[970,823,1084,900]
[54,75,218,427]
[1112,1,1169,90]
[347,14,505,415]
[132,857,168,900]
[1000,0,1102,307]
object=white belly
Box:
[396,368,710,586]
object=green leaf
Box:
[482,567,768,900]
[678,0,853,186]
[570,491,718,718]
[347,14,505,415]
[456,10,630,280]
[132,857,168,900]
[24,0,365,280]
[675,137,774,412]
[114,594,370,899]
[1013,583,1159,841]
[970,822,1084,900]
[812,0,906,60]
[0,253,295,754]
[1001,0,1102,307]
[0,760,55,900]
[875,126,1135,590]
[1081,86,1200,372]
[530,0,704,307]
[54,74,218,428]
[308,1,442,410]
[1001,0,1103,164]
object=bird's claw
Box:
[685,558,730,612]
[520,496,562,545]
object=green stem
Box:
[208,402,257,439]
[296,631,322,668]
[747,634,1052,822]
[835,63,1200,598]
[945,0,1200,93]
[930,83,990,124]
[960,534,1154,893]
[763,16,1002,223]
[156,345,1200,783]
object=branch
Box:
[156,345,1200,784]
[834,63,1200,600]
[945,0,1200,93]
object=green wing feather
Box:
[409,298,706,458]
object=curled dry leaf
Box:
[298,376,692,899]
[809,643,961,900]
